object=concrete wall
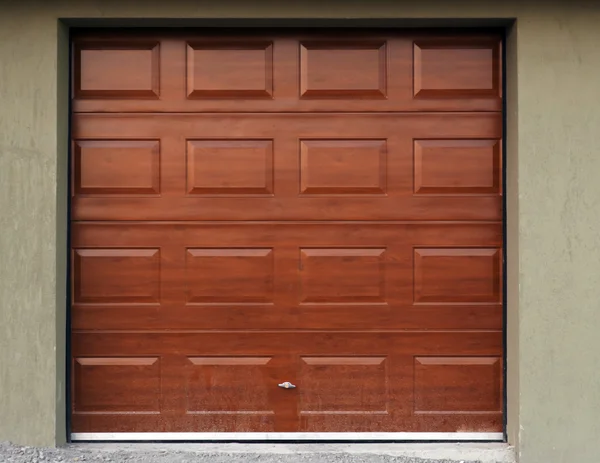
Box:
[1,1,599,462]
[512,5,600,462]
[0,6,68,448]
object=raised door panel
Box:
[298,356,389,431]
[183,357,277,432]
[299,248,387,305]
[71,332,295,433]
[414,139,501,195]
[71,331,502,433]
[72,248,161,305]
[71,223,297,331]
[71,222,502,332]
[73,140,161,195]
[414,357,502,414]
[414,248,502,304]
[299,41,387,98]
[413,39,501,99]
[73,357,161,414]
[186,357,273,413]
[185,248,275,305]
[186,41,274,99]
[74,42,160,99]
[71,113,502,221]
[72,32,502,113]
[186,139,274,196]
[300,139,387,195]
[291,332,502,432]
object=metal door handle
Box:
[278,381,296,389]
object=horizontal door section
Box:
[71,331,503,433]
[71,113,502,222]
[71,30,502,113]
[71,221,502,331]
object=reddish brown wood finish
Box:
[72,30,502,113]
[70,29,504,435]
[72,113,502,221]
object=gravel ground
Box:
[0,442,514,463]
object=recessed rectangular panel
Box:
[74,43,160,98]
[73,249,160,304]
[187,140,274,195]
[187,42,273,98]
[414,40,500,98]
[414,248,501,304]
[186,248,274,304]
[300,357,388,413]
[414,139,500,195]
[73,140,160,195]
[74,357,160,413]
[300,140,387,195]
[186,357,273,413]
[300,248,386,304]
[414,357,502,413]
[300,42,386,98]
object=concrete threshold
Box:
[73,442,515,463]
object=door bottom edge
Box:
[71,432,504,442]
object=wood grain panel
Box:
[414,139,501,195]
[186,41,273,98]
[71,113,502,221]
[300,41,387,98]
[186,139,274,195]
[185,248,274,304]
[73,140,160,195]
[73,357,160,413]
[73,248,160,304]
[71,222,502,331]
[74,42,160,99]
[71,331,502,433]
[299,357,388,413]
[414,248,502,304]
[72,31,502,112]
[414,357,502,413]
[413,39,501,98]
[186,357,274,413]
[299,248,387,305]
[300,139,387,195]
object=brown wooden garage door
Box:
[70,29,503,437]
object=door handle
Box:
[278,381,296,389]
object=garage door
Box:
[70,29,503,439]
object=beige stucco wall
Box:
[1,1,600,462]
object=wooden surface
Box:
[70,29,504,434]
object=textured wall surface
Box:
[1,1,599,462]
[513,4,600,462]
[0,7,66,448]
